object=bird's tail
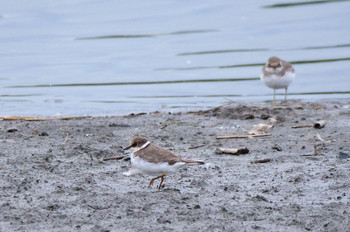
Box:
[181,159,205,165]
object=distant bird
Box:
[124,136,204,189]
[260,56,295,103]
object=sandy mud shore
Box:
[1,100,350,231]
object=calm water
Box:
[1,0,350,116]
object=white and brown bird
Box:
[123,136,204,189]
[260,56,295,103]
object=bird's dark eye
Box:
[132,143,137,147]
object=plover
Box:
[124,136,204,189]
[260,56,295,103]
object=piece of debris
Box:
[338,152,350,159]
[272,145,282,151]
[249,123,273,135]
[217,147,249,155]
[313,120,326,129]
[7,128,18,133]
[292,120,326,129]
[250,158,272,164]
[216,134,271,139]
[316,133,332,143]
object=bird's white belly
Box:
[260,72,295,89]
[131,155,185,176]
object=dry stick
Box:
[0,116,92,121]
[250,158,272,164]
[292,125,313,129]
[63,133,69,144]
[189,144,206,149]
[216,134,271,139]
[103,156,126,161]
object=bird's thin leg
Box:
[284,87,287,101]
[148,172,167,189]
[158,173,167,189]
[273,89,276,104]
[149,177,160,187]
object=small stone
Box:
[260,114,270,120]
[338,152,349,159]
[243,114,254,120]
[7,128,18,133]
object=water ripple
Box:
[6,78,258,88]
[263,0,350,8]
[75,29,218,40]
[177,43,350,56]
[157,57,350,71]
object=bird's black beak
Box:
[123,145,131,150]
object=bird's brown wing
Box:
[134,144,181,165]
[281,59,295,74]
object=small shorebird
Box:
[260,56,295,103]
[124,136,204,189]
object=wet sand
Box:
[1,100,350,231]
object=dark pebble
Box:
[338,152,349,159]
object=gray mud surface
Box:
[1,100,350,231]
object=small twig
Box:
[301,154,320,157]
[314,144,318,155]
[103,156,126,161]
[189,144,206,149]
[216,134,271,139]
[292,125,313,129]
[63,133,69,144]
[0,116,92,121]
[250,158,272,164]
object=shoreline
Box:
[1,100,349,231]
